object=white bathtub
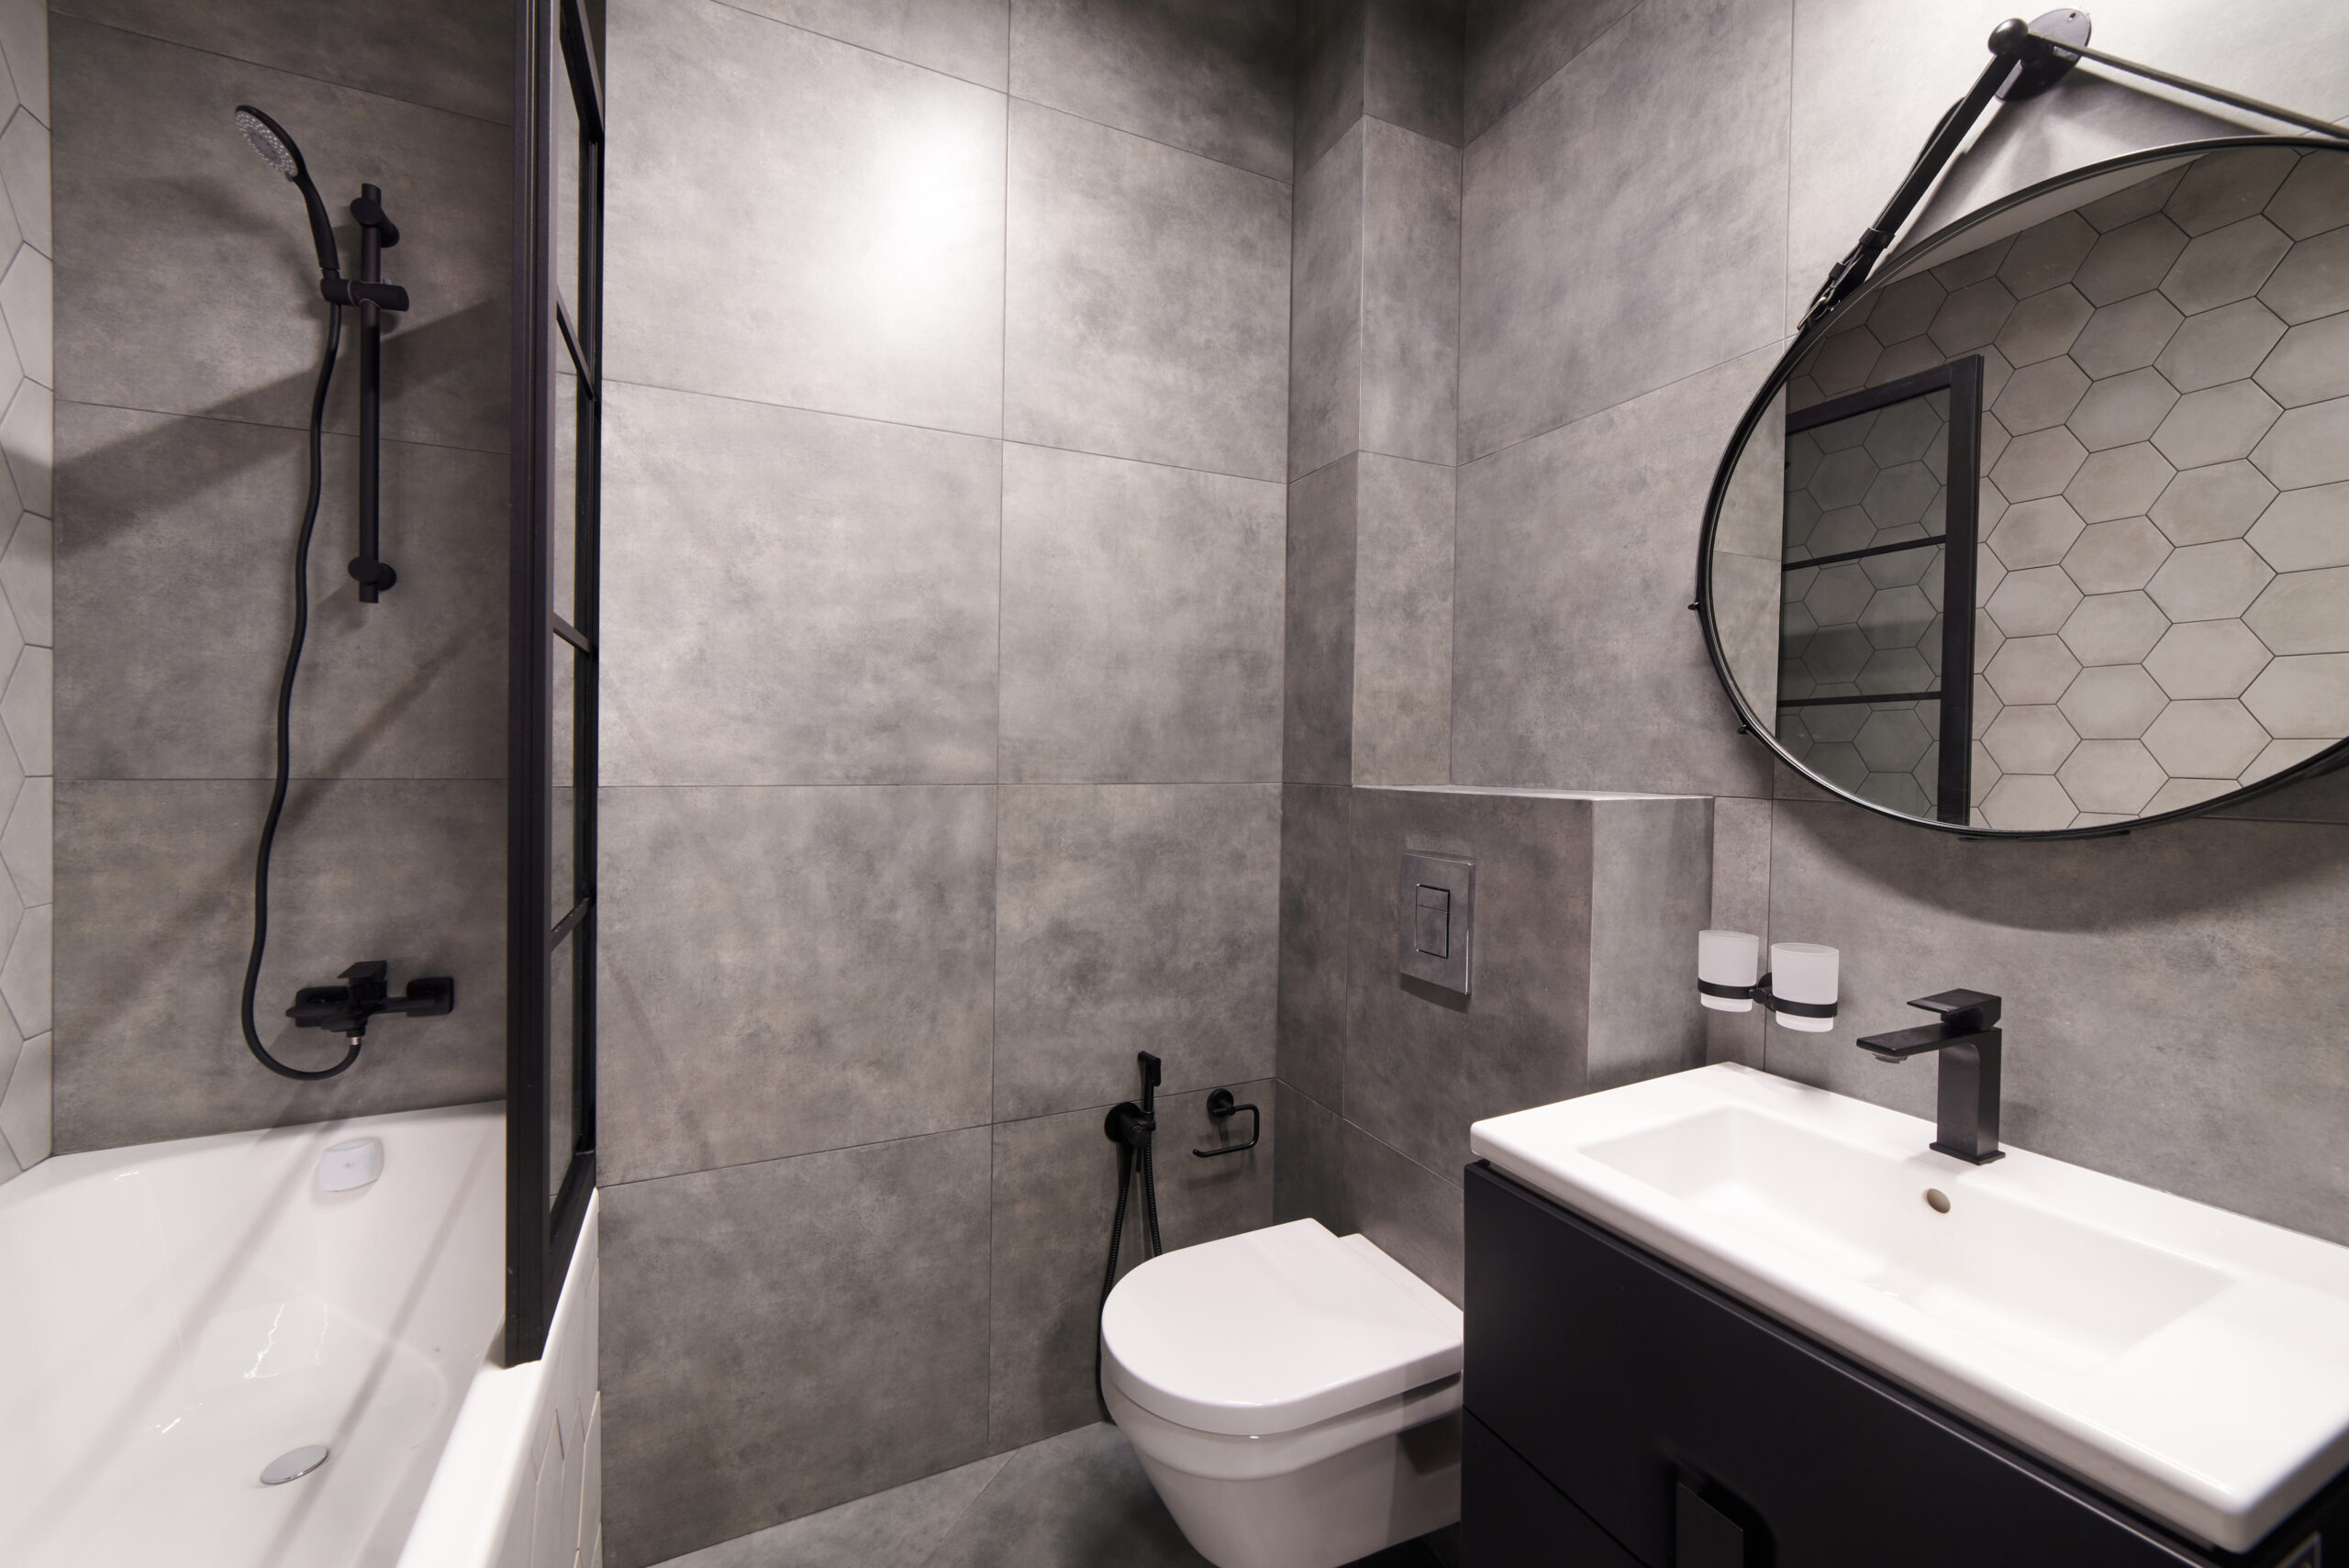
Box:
[0,1103,506,1567]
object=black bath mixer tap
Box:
[287,961,453,1041]
[1856,989,2005,1164]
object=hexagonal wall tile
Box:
[1808,505,1876,558]
[2161,215,2291,315]
[1803,624,1872,684]
[2147,539,2275,622]
[2250,396,2349,491]
[1985,634,2082,705]
[1858,647,1934,694]
[1931,279,2018,355]
[2143,699,2272,776]
[0,245,47,391]
[2245,735,2340,783]
[2081,165,2186,233]
[1863,462,1941,529]
[2244,566,2349,655]
[1987,565,2083,637]
[2258,227,2349,325]
[2145,618,2272,698]
[2154,298,2286,393]
[1997,284,2092,366]
[2151,382,2281,470]
[1855,707,1934,773]
[2075,216,2188,306]
[1869,337,1946,389]
[0,378,46,518]
[2061,517,2170,593]
[0,899,44,1037]
[1869,273,1949,343]
[2168,146,2298,236]
[2064,444,2173,523]
[1989,496,2085,570]
[1994,357,2090,434]
[1999,211,2097,296]
[0,1028,45,1170]
[0,511,43,646]
[0,642,42,774]
[2144,777,2238,815]
[1809,446,1878,508]
[2267,152,2349,240]
[2070,368,2179,452]
[1983,704,2080,773]
[2243,653,2349,737]
[2246,482,2349,572]
[2059,591,2168,667]
[1863,544,1933,589]
[1809,742,1866,790]
[1990,427,2087,501]
[2059,663,2168,738]
[1809,328,1880,395]
[2151,460,2277,545]
[1803,562,1874,626]
[1858,584,1934,650]
[1979,773,2077,831]
[2072,292,2183,377]
[2254,313,2349,408]
[1864,397,1943,465]
[2058,740,2167,814]
[0,773,44,906]
[1934,234,2013,291]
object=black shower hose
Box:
[240,304,360,1081]
[1097,1119,1163,1416]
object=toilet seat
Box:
[1100,1219,1463,1439]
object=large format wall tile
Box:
[53,17,509,451]
[597,784,996,1184]
[600,382,999,786]
[1464,0,1640,143]
[1453,346,1780,795]
[995,784,1279,1119]
[1273,1077,1346,1227]
[600,1129,992,1567]
[1000,443,1283,783]
[1765,802,2349,1247]
[1284,455,1358,784]
[56,401,507,782]
[1277,783,1350,1107]
[1459,0,1788,460]
[1360,118,1458,466]
[723,0,1011,88]
[1006,101,1291,482]
[1009,0,1294,180]
[1351,452,1453,784]
[987,1084,1275,1452]
[1288,122,1364,481]
[1344,1117,1462,1301]
[56,0,513,123]
[53,778,505,1151]
[605,0,1006,435]
[1297,0,1463,174]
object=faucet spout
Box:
[1856,989,2006,1164]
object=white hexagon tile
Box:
[1787,145,2349,829]
[0,0,48,1187]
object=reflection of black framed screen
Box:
[1780,359,1983,825]
[508,0,602,1366]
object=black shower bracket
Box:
[1799,10,2349,338]
[340,183,408,603]
[287,960,453,1040]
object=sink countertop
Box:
[1470,1062,2349,1552]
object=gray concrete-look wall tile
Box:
[1765,801,2349,1248]
[1362,118,1460,466]
[1286,456,1357,785]
[996,784,1279,1119]
[1453,346,1781,795]
[600,1129,991,1567]
[54,17,510,451]
[1009,0,1293,181]
[1352,453,1453,784]
[599,382,999,787]
[1294,0,1367,175]
[1586,795,1713,1087]
[1278,783,1350,1107]
[1007,101,1291,482]
[1289,122,1364,482]
[1461,0,1788,461]
[653,1451,1012,1568]
[1344,1118,1463,1302]
[597,784,996,1185]
[1704,794,1772,1065]
[1001,443,1284,784]
[720,0,1011,88]
[1365,0,1465,150]
[1464,0,1640,144]
[606,0,1005,435]
[987,1084,1275,1452]
[53,777,504,1151]
[1274,1077,1347,1228]
[57,0,513,122]
[0,0,48,128]
[1343,786,1592,1179]
[57,402,507,782]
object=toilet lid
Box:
[1100,1219,1464,1438]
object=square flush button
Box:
[1397,852,1473,995]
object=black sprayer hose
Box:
[1097,1119,1166,1417]
[240,306,360,1081]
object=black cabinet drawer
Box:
[1463,1412,1645,1568]
[1464,1162,2343,1568]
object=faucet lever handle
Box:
[1908,988,2000,1029]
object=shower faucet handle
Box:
[285,960,454,1039]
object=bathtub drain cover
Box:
[260,1445,330,1485]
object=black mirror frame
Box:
[1695,134,2349,840]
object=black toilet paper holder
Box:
[1193,1088,1260,1158]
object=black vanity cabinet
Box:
[1460,1162,2343,1568]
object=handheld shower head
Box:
[234,104,342,281]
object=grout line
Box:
[1458,333,1793,471]
[589,780,1286,791]
[55,11,513,129]
[60,395,510,462]
[1464,0,1652,155]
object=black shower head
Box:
[234,104,342,281]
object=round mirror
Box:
[1702,138,2349,836]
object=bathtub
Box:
[0,1102,506,1567]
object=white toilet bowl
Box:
[1100,1219,1465,1568]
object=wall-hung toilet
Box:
[1100,1218,1465,1568]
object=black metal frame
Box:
[1696,136,2349,841]
[508,0,603,1365]
[1782,357,1983,825]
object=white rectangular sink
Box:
[1470,1063,2349,1552]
